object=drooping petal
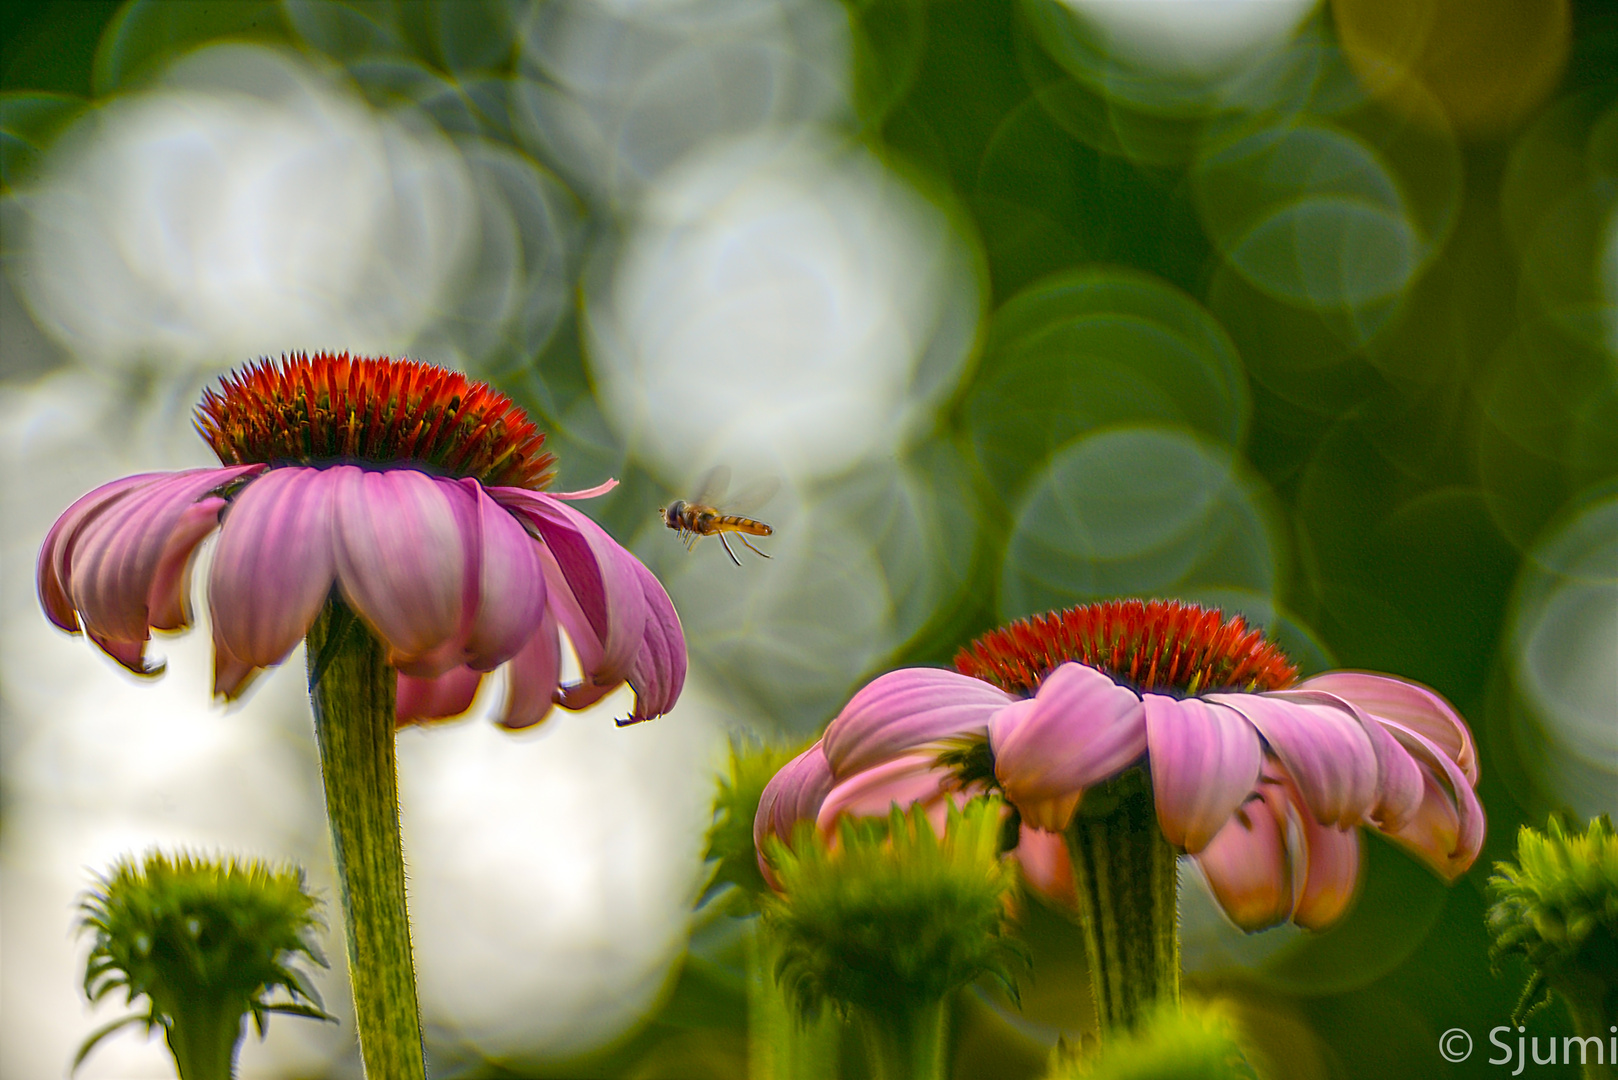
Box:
[147,498,227,632]
[1288,686,1425,832]
[212,632,260,700]
[459,479,547,672]
[622,556,686,724]
[815,754,960,834]
[991,662,1147,830]
[497,607,563,731]
[53,468,262,669]
[397,666,485,726]
[1207,690,1379,829]
[821,667,1014,778]
[332,468,477,678]
[1191,785,1297,932]
[1292,811,1363,931]
[1296,671,1478,784]
[493,488,648,707]
[209,467,339,669]
[1375,726,1486,881]
[39,472,172,632]
[1144,695,1264,853]
[754,741,835,854]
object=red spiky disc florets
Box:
[195,353,555,489]
[954,600,1298,698]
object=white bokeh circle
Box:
[12,44,476,371]
[588,128,981,487]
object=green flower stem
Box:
[1062,771,1180,1036]
[163,997,239,1080]
[307,600,425,1080]
[746,920,841,1080]
[854,999,947,1080]
[1564,996,1616,1080]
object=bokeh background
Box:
[1,1,1614,1077]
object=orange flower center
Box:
[953,599,1297,697]
[196,352,555,489]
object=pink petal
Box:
[1207,690,1379,829]
[754,741,835,852]
[209,467,339,669]
[1192,784,1297,932]
[56,468,261,668]
[821,667,1013,778]
[494,489,648,705]
[1014,826,1075,910]
[39,472,170,632]
[332,468,477,678]
[991,662,1147,830]
[460,479,547,672]
[622,556,686,725]
[1376,727,1486,881]
[1287,686,1425,832]
[1296,671,1478,784]
[497,607,563,730]
[1292,812,1363,931]
[89,629,158,676]
[1144,695,1264,853]
[212,633,260,700]
[815,754,955,831]
[548,478,619,500]
[397,666,485,726]
[147,498,227,631]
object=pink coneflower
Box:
[756,600,1483,1034]
[39,353,687,1078]
[38,352,684,727]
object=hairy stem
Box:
[1062,770,1180,1036]
[307,599,425,1080]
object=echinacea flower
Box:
[756,600,1484,1035]
[40,353,687,1078]
[38,352,685,727]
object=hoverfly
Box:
[660,465,776,566]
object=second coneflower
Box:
[39,353,687,1079]
[757,600,1483,1035]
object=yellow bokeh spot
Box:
[1332,0,1570,137]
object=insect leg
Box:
[739,534,772,559]
[718,533,742,566]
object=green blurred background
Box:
[3,1,1614,1077]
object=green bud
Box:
[75,850,333,1079]
[1046,1000,1259,1080]
[761,796,1026,1022]
[1487,815,1618,1028]
[701,737,808,913]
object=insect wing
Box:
[689,464,731,509]
[719,475,781,517]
